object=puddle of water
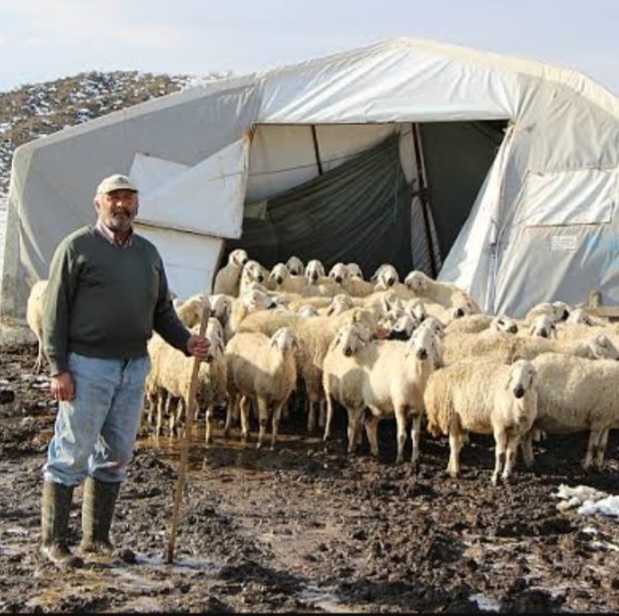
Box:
[470,593,501,612]
[299,584,360,613]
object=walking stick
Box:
[166,302,211,564]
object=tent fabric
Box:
[224,134,414,277]
[3,36,619,320]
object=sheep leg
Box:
[594,429,609,468]
[270,401,285,450]
[323,392,335,442]
[492,430,508,486]
[502,435,520,482]
[239,395,251,441]
[520,430,535,468]
[394,407,408,464]
[447,429,463,477]
[345,406,364,454]
[318,397,327,429]
[223,395,239,438]
[364,413,380,457]
[204,404,214,445]
[306,395,318,433]
[256,397,270,450]
[410,413,422,469]
[584,428,606,469]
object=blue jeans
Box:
[44,352,151,486]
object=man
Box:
[40,173,210,567]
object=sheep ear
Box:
[528,323,535,336]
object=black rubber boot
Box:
[40,481,82,568]
[80,477,121,556]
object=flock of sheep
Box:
[26,248,619,484]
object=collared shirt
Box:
[94,219,134,248]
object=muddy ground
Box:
[0,331,618,613]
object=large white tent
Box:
[2,36,619,320]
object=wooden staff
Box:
[166,302,211,564]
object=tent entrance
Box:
[220,120,508,282]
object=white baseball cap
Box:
[96,173,138,195]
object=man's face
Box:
[94,189,138,233]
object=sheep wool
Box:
[424,357,538,485]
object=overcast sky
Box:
[1,0,619,97]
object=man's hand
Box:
[187,334,211,360]
[50,371,75,402]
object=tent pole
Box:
[311,125,324,175]
[411,123,437,278]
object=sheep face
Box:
[328,263,349,285]
[404,270,429,294]
[346,263,363,279]
[285,255,304,276]
[298,304,319,318]
[404,325,439,363]
[587,334,619,360]
[566,308,594,325]
[528,314,556,338]
[404,299,427,322]
[506,360,537,401]
[241,289,276,312]
[491,315,519,334]
[326,294,354,316]
[386,314,417,341]
[332,323,368,356]
[552,301,571,322]
[209,294,232,323]
[379,290,403,317]
[242,260,266,285]
[375,264,399,289]
[230,249,249,267]
[269,263,289,287]
[270,327,298,352]
[305,259,326,284]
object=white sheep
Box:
[224,327,299,449]
[268,262,309,294]
[346,263,363,279]
[444,313,519,335]
[285,255,305,276]
[322,320,373,448]
[26,279,49,373]
[403,270,482,313]
[225,287,277,342]
[174,293,209,327]
[524,300,571,324]
[425,357,539,484]
[361,324,443,466]
[238,259,270,296]
[523,352,619,470]
[212,248,248,296]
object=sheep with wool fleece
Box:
[441,328,619,366]
[268,262,310,294]
[294,308,380,433]
[152,315,227,438]
[522,352,619,470]
[26,279,49,373]
[444,313,519,335]
[424,357,538,484]
[360,325,443,466]
[174,293,209,328]
[404,270,482,313]
[321,320,373,449]
[224,287,278,342]
[224,326,299,449]
[212,248,248,296]
[285,255,305,276]
[238,259,270,297]
[523,300,572,325]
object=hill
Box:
[0,69,228,206]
